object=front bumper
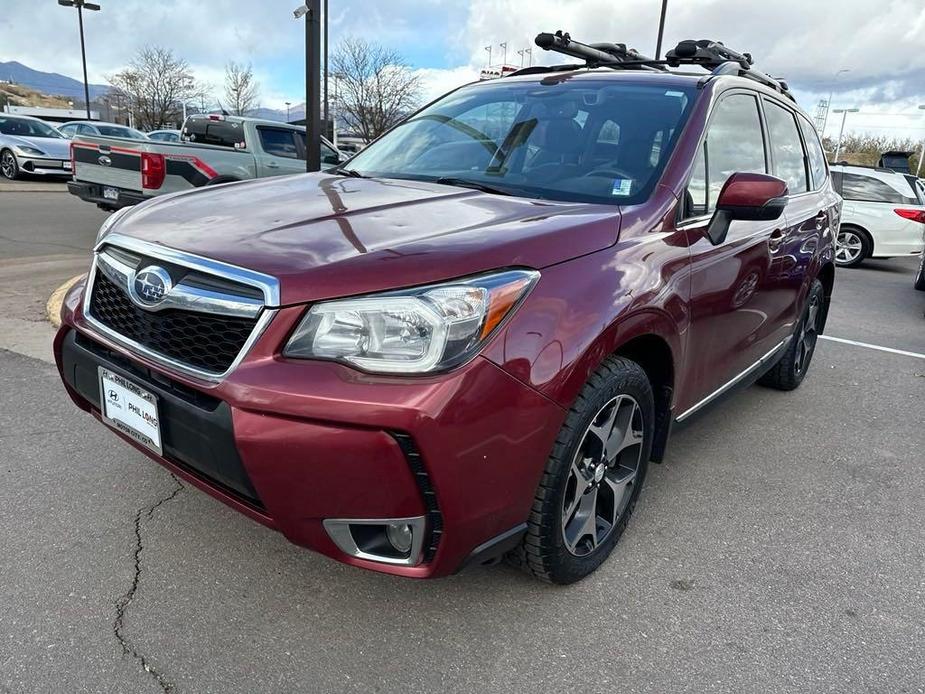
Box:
[18,155,71,176]
[67,180,147,209]
[54,282,565,578]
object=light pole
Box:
[821,69,850,137]
[285,101,292,123]
[655,0,668,59]
[500,42,507,66]
[484,45,492,67]
[58,0,100,120]
[323,0,329,137]
[917,104,925,177]
[293,2,322,172]
[833,108,859,162]
[525,47,532,66]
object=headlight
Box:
[95,206,132,244]
[284,269,539,373]
[14,145,44,156]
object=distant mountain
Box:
[0,61,110,101]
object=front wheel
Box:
[834,227,870,267]
[508,356,653,584]
[758,279,825,391]
[0,150,20,180]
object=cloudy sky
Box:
[3,0,925,140]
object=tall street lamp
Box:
[655,0,669,59]
[833,108,859,162]
[285,101,292,123]
[58,0,100,120]
[293,2,322,172]
[917,104,925,177]
[821,68,851,137]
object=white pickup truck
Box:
[67,114,345,210]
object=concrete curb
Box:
[46,274,85,328]
[0,183,68,193]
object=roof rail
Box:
[528,30,793,101]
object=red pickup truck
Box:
[55,35,838,583]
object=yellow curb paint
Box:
[46,274,85,328]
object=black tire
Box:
[914,252,925,291]
[834,225,871,268]
[0,149,20,180]
[508,356,654,584]
[758,279,825,391]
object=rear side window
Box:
[798,115,828,190]
[184,119,246,149]
[840,172,916,204]
[686,93,766,217]
[257,127,299,159]
[764,101,808,194]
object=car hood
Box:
[113,174,621,305]
[4,135,70,158]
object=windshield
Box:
[345,79,695,205]
[0,116,64,139]
[96,125,147,139]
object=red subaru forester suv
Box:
[55,36,839,583]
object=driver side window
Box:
[685,94,767,219]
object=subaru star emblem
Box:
[98,155,112,167]
[131,266,172,308]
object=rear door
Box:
[759,99,823,333]
[681,91,786,405]
[255,126,305,176]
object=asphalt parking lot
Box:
[1,189,923,693]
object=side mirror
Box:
[705,172,788,245]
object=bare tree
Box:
[107,46,206,130]
[331,38,422,142]
[224,62,260,116]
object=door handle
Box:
[814,211,828,230]
[768,228,785,252]
[266,161,280,169]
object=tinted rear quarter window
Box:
[840,172,916,204]
[798,115,828,189]
[764,101,808,194]
[185,119,246,148]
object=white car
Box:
[830,164,925,267]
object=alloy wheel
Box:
[561,395,644,557]
[794,291,821,376]
[835,230,863,265]
[0,151,16,179]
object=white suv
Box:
[830,164,925,267]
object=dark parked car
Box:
[55,35,838,583]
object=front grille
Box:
[89,271,258,374]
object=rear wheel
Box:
[834,226,870,267]
[758,279,824,391]
[914,252,925,291]
[508,356,653,584]
[0,149,20,180]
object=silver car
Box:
[58,121,148,140]
[0,114,72,179]
[147,129,182,142]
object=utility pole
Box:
[821,69,850,137]
[294,2,322,171]
[655,0,668,60]
[917,105,925,177]
[833,108,858,162]
[323,0,329,137]
[58,0,101,120]
[285,101,292,123]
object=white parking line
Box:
[819,335,925,360]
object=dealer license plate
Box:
[98,367,162,455]
[103,186,119,200]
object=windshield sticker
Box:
[611,178,633,197]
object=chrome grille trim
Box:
[82,234,281,382]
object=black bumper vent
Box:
[391,432,443,562]
[89,272,257,374]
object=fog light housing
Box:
[323,516,426,566]
[386,522,413,554]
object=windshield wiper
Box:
[334,167,367,178]
[434,177,513,196]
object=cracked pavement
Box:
[1,190,924,692]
